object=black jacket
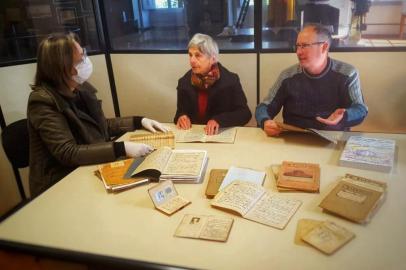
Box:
[27,82,141,197]
[174,63,251,127]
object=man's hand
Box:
[176,115,192,129]
[316,108,346,126]
[263,119,282,137]
[205,120,219,135]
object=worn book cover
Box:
[276,122,338,144]
[294,219,323,246]
[302,221,355,255]
[339,136,395,172]
[205,169,228,198]
[148,180,191,215]
[277,161,320,193]
[319,175,386,223]
[98,159,149,191]
[174,214,233,242]
[129,131,175,149]
[212,181,301,230]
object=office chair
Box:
[1,119,29,200]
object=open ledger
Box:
[211,180,302,229]
[148,180,191,215]
[276,161,320,192]
[174,125,237,143]
[129,131,175,149]
[97,159,149,191]
[174,214,233,242]
[319,174,387,223]
[276,121,338,144]
[129,147,208,183]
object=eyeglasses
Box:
[295,41,326,50]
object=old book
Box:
[174,214,233,242]
[277,161,320,193]
[148,180,191,215]
[212,181,301,229]
[339,136,395,172]
[219,166,266,191]
[276,121,338,144]
[97,159,149,191]
[174,125,237,143]
[319,174,387,223]
[294,219,323,246]
[302,221,355,255]
[129,146,208,183]
[129,131,175,149]
[205,169,228,199]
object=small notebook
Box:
[148,180,191,215]
[174,214,233,242]
[339,136,395,173]
[205,169,228,198]
[319,174,387,223]
[97,159,149,191]
[277,161,320,193]
[302,220,355,255]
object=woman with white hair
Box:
[174,33,251,135]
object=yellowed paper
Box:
[294,219,323,246]
[174,125,237,143]
[163,150,206,176]
[129,131,175,149]
[131,147,172,176]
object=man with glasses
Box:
[256,23,367,136]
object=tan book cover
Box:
[302,221,355,255]
[211,181,301,230]
[319,175,386,223]
[97,159,149,191]
[205,169,228,198]
[148,180,191,215]
[174,214,233,242]
[294,219,323,246]
[277,161,320,193]
[129,131,175,149]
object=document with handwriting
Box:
[212,181,301,229]
[174,125,237,143]
[174,214,233,242]
[130,147,208,183]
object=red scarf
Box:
[191,64,220,121]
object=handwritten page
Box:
[219,166,266,190]
[131,147,172,176]
[163,150,206,176]
[212,181,265,216]
[244,192,302,229]
[174,214,233,242]
[174,125,237,143]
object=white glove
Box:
[141,117,170,133]
[124,142,153,157]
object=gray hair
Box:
[303,23,332,47]
[188,33,219,61]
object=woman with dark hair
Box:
[28,32,168,197]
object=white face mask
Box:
[73,57,93,84]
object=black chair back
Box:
[1,119,29,168]
[1,119,29,200]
